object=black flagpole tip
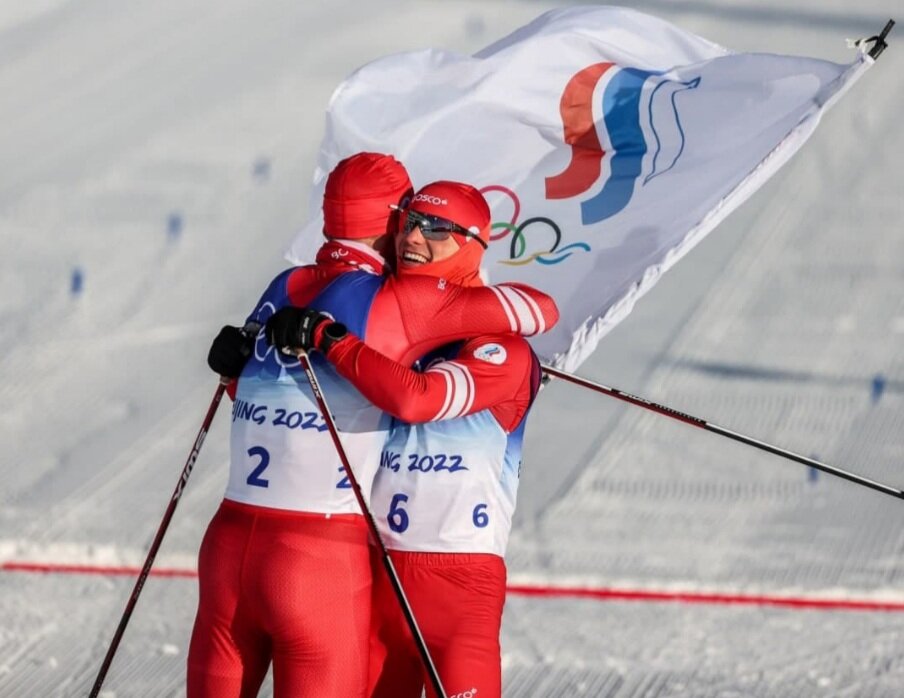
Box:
[867,19,895,60]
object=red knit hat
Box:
[323,153,413,239]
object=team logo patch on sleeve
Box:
[473,343,507,365]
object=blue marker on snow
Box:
[871,374,886,405]
[167,212,183,241]
[808,458,819,484]
[71,267,84,296]
[252,157,271,183]
[465,15,486,39]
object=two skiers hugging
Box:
[188,152,559,698]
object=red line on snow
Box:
[504,584,904,612]
[1,561,197,579]
[4,561,904,612]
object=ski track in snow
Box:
[1,0,903,696]
[0,0,71,35]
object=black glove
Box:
[207,325,255,378]
[265,307,347,355]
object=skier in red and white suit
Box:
[282,181,543,698]
[188,158,557,698]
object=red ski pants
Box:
[187,500,372,697]
[368,550,506,698]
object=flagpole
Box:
[866,19,894,59]
[542,365,904,501]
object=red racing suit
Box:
[187,240,556,698]
[325,329,542,698]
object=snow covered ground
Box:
[0,1,902,696]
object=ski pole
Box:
[295,349,447,698]
[542,364,904,501]
[89,378,230,698]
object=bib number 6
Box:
[387,493,410,533]
[472,503,489,528]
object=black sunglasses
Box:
[395,207,488,249]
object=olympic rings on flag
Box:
[479,185,591,266]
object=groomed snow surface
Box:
[1,1,902,696]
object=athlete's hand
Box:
[207,325,254,378]
[265,307,335,354]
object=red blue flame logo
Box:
[545,63,700,225]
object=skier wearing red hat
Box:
[270,180,545,698]
[188,158,558,697]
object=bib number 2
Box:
[246,446,270,488]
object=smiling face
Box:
[395,220,461,268]
[393,181,491,284]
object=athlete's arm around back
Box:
[374,275,558,366]
[325,331,538,433]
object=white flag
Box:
[287,6,874,371]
